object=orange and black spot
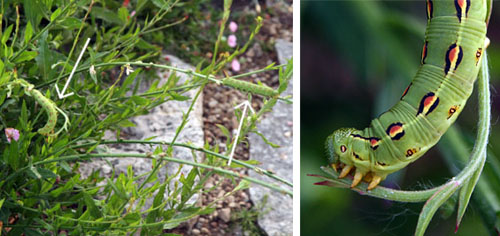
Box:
[351,134,381,150]
[369,137,381,150]
[421,41,428,64]
[401,83,412,100]
[476,48,483,65]
[417,92,439,116]
[376,161,387,166]
[426,0,433,20]
[406,148,418,157]
[454,0,471,22]
[445,43,463,75]
[447,105,459,119]
[386,122,405,140]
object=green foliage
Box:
[0,0,292,234]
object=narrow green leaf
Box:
[216,124,231,146]
[233,179,250,192]
[253,130,280,148]
[50,8,62,22]
[91,7,123,25]
[83,192,103,218]
[24,21,33,44]
[59,17,82,30]
[117,68,141,96]
[415,181,459,236]
[106,177,128,200]
[2,25,13,44]
[35,31,52,81]
[13,51,38,63]
[456,149,487,231]
[23,0,44,29]
[20,100,28,131]
[181,168,197,202]
[117,119,136,128]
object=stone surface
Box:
[79,55,204,207]
[248,39,293,236]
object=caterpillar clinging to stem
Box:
[6,79,69,136]
[325,0,492,190]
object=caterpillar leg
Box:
[351,171,363,188]
[330,163,338,172]
[338,165,353,178]
[333,164,383,190]
[367,175,382,190]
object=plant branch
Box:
[70,139,292,187]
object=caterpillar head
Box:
[325,128,357,165]
[325,128,382,190]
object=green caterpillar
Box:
[222,78,278,97]
[26,88,58,136]
[325,0,492,190]
[7,79,66,136]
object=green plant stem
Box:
[31,153,292,196]
[35,61,285,89]
[70,140,292,187]
[34,60,292,102]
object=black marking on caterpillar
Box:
[351,134,381,150]
[386,122,405,140]
[401,83,412,100]
[426,0,433,20]
[444,43,463,75]
[417,92,440,116]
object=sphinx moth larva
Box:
[325,0,492,190]
[27,88,58,136]
[222,78,278,97]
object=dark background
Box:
[301,1,500,235]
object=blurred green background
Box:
[301,1,500,235]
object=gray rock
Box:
[79,55,204,208]
[248,39,293,236]
[219,208,232,223]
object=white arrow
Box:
[228,100,255,166]
[56,38,91,99]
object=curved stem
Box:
[70,140,292,187]
[31,153,293,196]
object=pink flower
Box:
[229,21,238,32]
[231,59,240,72]
[5,128,20,143]
[228,35,237,48]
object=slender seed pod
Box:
[222,78,278,97]
[325,0,492,190]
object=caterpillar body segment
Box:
[325,0,491,190]
[221,78,278,97]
